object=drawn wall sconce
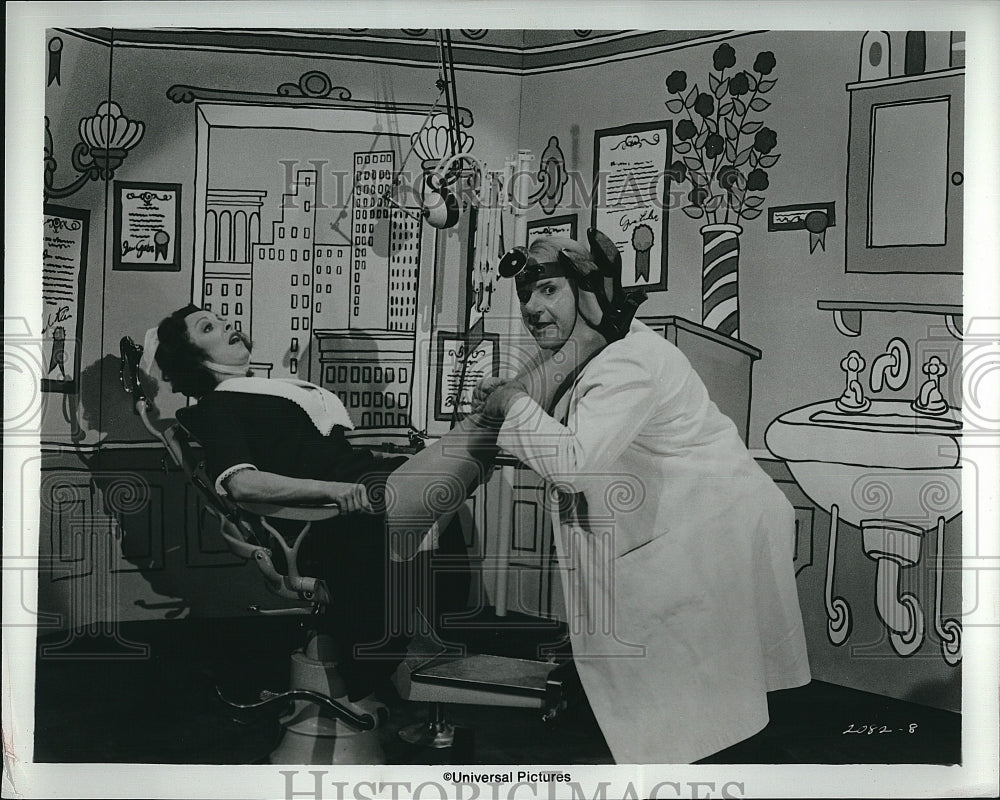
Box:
[768,202,836,253]
[527,135,569,215]
[44,102,146,200]
[410,112,475,172]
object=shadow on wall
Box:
[75,354,161,442]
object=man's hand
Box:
[326,482,372,514]
[471,376,508,414]
[482,381,528,422]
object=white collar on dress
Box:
[214,377,354,435]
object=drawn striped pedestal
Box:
[700,223,742,338]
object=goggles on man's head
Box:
[498,246,569,285]
[497,228,646,342]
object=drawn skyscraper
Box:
[350,151,394,329]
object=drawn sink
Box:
[765,399,963,660]
[764,398,962,529]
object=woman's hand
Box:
[326,481,372,514]
[471,376,508,414]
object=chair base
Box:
[269,634,386,765]
[269,699,386,764]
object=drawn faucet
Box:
[912,356,949,415]
[836,351,870,413]
[869,338,910,393]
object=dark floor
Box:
[33,615,960,765]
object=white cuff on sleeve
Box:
[215,463,258,496]
[497,394,546,443]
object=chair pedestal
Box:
[268,634,386,765]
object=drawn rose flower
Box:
[688,186,709,207]
[667,160,688,183]
[753,127,778,154]
[694,92,715,118]
[746,168,769,191]
[704,133,725,159]
[666,70,688,94]
[728,71,750,97]
[717,165,743,194]
[753,51,777,75]
[713,43,737,71]
[676,119,697,141]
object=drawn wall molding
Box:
[167,73,473,127]
[68,28,739,75]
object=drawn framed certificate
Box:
[526,214,578,246]
[592,120,672,292]
[113,181,182,271]
[434,331,501,422]
[42,204,89,392]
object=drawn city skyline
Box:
[201,158,423,433]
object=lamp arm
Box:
[44,142,99,200]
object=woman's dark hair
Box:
[154,305,217,398]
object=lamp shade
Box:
[78,102,145,151]
[411,112,472,168]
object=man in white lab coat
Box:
[481,231,811,763]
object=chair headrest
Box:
[119,336,147,403]
[119,328,189,428]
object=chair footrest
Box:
[409,653,554,700]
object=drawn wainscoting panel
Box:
[184,484,246,568]
[45,473,98,581]
[108,476,165,575]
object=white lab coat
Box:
[497,321,810,763]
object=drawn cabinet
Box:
[845,68,964,273]
[641,315,761,446]
[503,467,562,620]
[480,463,562,621]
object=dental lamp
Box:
[417,151,516,230]
[418,153,476,229]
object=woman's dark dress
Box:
[177,390,468,701]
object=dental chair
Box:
[119,334,583,763]
[119,335,387,764]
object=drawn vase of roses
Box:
[665,44,779,338]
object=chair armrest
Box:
[236,501,342,521]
